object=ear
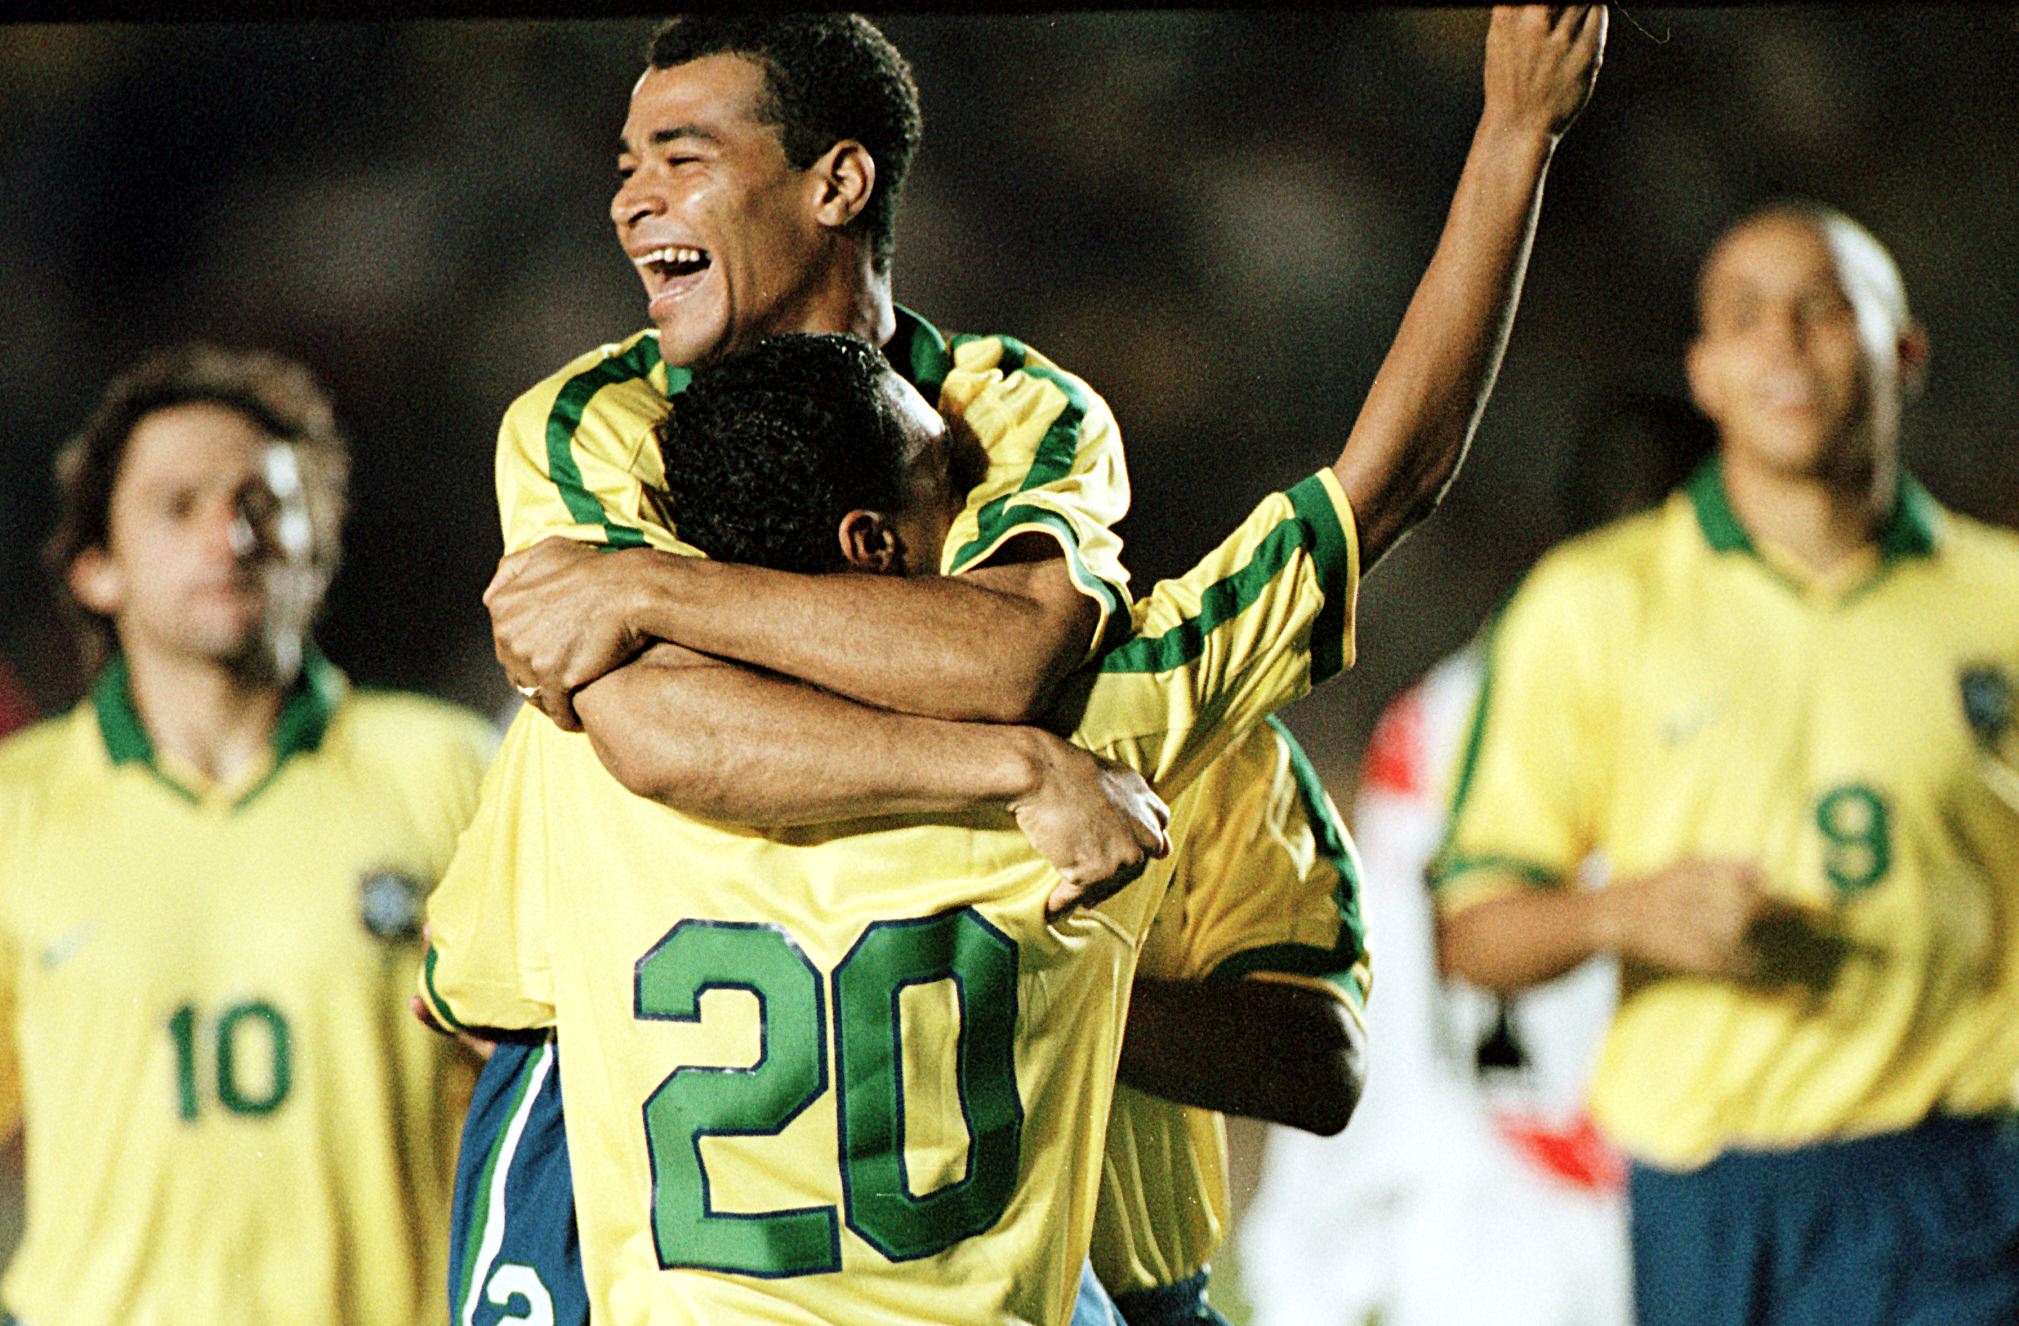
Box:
[837,509,902,574]
[69,546,125,617]
[1683,335,1725,423]
[810,140,877,233]
[1895,318,1931,402]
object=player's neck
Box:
[798,249,894,348]
[120,642,294,784]
[1720,446,1893,576]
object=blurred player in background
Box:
[1435,203,2019,1326]
[0,346,492,1326]
[1240,390,1714,1326]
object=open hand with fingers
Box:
[1484,5,1607,144]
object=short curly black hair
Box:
[648,15,922,274]
[658,333,913,574]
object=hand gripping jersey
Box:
[423,471,1361,1326]
[1433,462,2019,1170]
[1090,718,1368,1301]
[0,652,492,1326]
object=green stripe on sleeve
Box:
[1425,617,1503,888]
[422,945,473,1034]
[1209,943,1366,1009]
[956,505,1125,622]
[1426,853,1560,890]
[1096,507,1311,676]
[1285,474,1353,681]
[541,337,667,550]
[945,335,1093,573]
[1270,716,1368,960]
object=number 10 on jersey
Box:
[636,910,1024,1277]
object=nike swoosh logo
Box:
[1659,704,1720,747]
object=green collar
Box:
[94,647,344,803]
[1685,457,1940,561]
[886,304,952,402]
[657,304,951,403]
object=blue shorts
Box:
[1111,1270,1232,1326]
[450,1036,1123,1326]
[447,1036,588,1326]
[1629,1113,2019,1326]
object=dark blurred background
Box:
[3,8,2017,795]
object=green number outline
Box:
[168,999,291,1119]
[635,920,841,1277]
[216,1001,292,1115]
[633,908,1026,1276]
[170,1004,201,1121]
[832,910,1023,1262]
[1815,783,1892,895]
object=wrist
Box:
[1470,111,1557,174]
[996,726,1060,810]
[1584,885,1629,959]
[617,547,687,640]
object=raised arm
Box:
[1332,5,1605,569]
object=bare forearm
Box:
[614,550,1095,723]
[1332,117,1553,568]
[1117,978,1364,1136]
[575,657,1046,824]
[1436,877,1606,992]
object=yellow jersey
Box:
[493,307,1132,651]
[423,469,1361,1326]
[1090,717,1369,1297]
[0,652,493,1326]
[1432,462,2019,1168]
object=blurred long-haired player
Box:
[0,346,492,1326]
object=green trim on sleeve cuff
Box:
[1208,942,1366,1010]
[1425,853,1563,892]
[948,504,1126,625]
[422,945,474,1034]
[1285,471,1355,683]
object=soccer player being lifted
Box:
[1435,204,2019,1325]
[427,7,1604,1325]
[0,347,494,1326]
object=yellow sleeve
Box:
[419,709,558,1033]
[1072,469,1360,801]
[1428,552,1618,917]
[1152,720,1371,1013]
[0,924,17,1140]
[937,335,1132,655]
[494,332,702,558]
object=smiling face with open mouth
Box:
[612,54,846,369]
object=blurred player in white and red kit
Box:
[1240,389,1713,1326]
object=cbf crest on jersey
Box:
[360,869,424,942]
[1961,665,2015,747]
